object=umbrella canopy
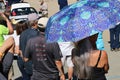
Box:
[45,0,120,42]
[80,0,120,23]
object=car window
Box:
[11,7,38,16]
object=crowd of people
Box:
[0,0,110,80]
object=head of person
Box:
[27,13,39,29]
[14,20,28,35]
[88,33,98,49]
[37,17,48,32]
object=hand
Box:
[60,74,65,80]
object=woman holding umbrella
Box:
[72,34,109,80]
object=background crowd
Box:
[0,0,114,80]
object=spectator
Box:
[0,12,13,58]
[19,13,40,80]
[0,12,15,80]
[10,20,28,80]
[72,34,109,80]
[24,17,65,80]
[58,42,74,80]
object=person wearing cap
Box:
[24,17,65,80]
[18,13,40,80]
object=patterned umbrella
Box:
[45,0,120,42]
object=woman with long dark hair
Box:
[72,34,109,80]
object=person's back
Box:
[72,34,109,80]
[89,50,108,80]
[72,49,108,80]
[24,33,64,80]
[24,17,65,80]
[20,28,39,55]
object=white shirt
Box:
[58,42,75,56]
[4,30,20,46]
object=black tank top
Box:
[77,51,107,80]
[90,50,107,80]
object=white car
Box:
[9,2,40,21]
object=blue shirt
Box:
[20,28,40,56]
[96,32,104,50]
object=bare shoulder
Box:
[101,50,108,58]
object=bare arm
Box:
[1,13,13,34]
[55,60,65,80]
[18,50,29,62]
[103,51,109,73]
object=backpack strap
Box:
[95,50,102,67]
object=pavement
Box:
[11,0,120,80]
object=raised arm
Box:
[1,13,13,34]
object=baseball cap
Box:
[38,17,48,28]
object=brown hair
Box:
[15,21,28,35]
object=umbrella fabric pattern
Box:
[81,0,120,24]
[46,0,120,42]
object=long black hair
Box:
[72,38,93,79]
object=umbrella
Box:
[80,0,120,23]
[45,0,120,42]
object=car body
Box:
[9,2,40,22]
[11,2,30,11]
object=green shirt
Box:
[0,25,9,47]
